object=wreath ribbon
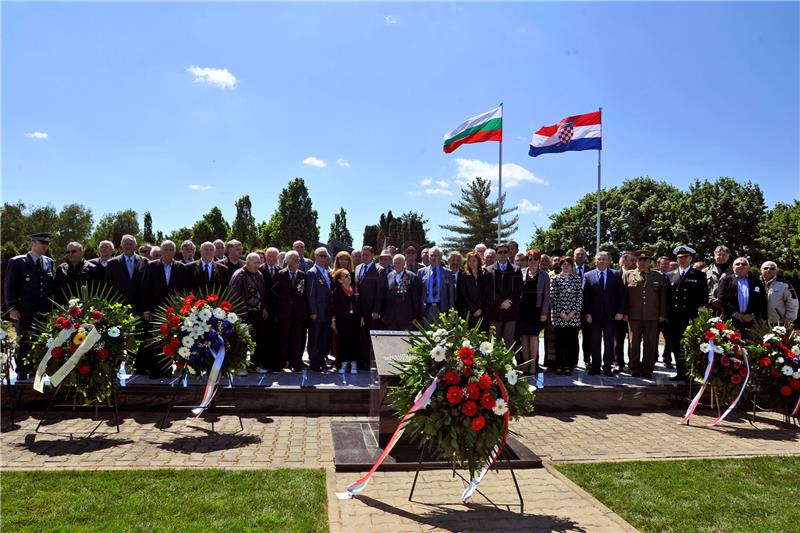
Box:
[791,395,800,418]
[679,341,715,425]
[34,327,102,393]
[707,348,750,426]
[191,344,225,417]
[33,327,76,393]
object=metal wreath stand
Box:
[35,382,121,437]
[158,368,243,433]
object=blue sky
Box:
[4,2,799,247]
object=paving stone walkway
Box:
[2,409,798,532]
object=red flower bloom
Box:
[194,299,207,308]
[91,311,103,321]
[730,374,742,385]
[729,332,741,342]
[720,356,730,367]
[68,306,81,318]
[78,364,91,375]
[790,379,800,390]
[163,344,176,357]
[444,371,460,385]
[704,331,716,341]
[760,357,772,367]
[97,347,109,360]
[478,374,493,390]
[780,385,793,397]
[175,360,185,369]
[183,295,195,304]
[732,360,741,369]
[170,336,180,348]
[461,401,478,417]
[168,315,182,328]
[740,367,748,377]
[179,305,191,316]
[471,415,486,431]
[446,386,464,404]
[463,368,472,377]
[51,346,63,359]
[461,356,474,367]
[207,294,219,302]
[220,301,233,312]
[160,323,170,337]
[716,323,727,331]
[480,392,495,410]
[458,346,474,360]
[771,368,780,377]
[165,306,175,317]
[466,383,481,400]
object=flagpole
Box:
[596,106,602,254]
[497,102,503,244]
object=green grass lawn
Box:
[557,456,800,533]
[1,469,328,533]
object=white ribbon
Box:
[191,344,225,417]
[33,327,75,392]
[49,328,102,390]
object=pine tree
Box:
[143,211,155,244]
[262,178,320,251]
[328,207,353,246]
[231,195,259,250]
[440,177,518,251]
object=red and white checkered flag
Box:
[557,121,574,144]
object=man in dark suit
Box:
[573,247,593,366]
[186,242,229,293]
[140,240,186,378]
[89,240,115,281]
[355,245,387,369]
[582,251,627,376]
[4,232,55,378]
[260,247,282,371]
[293,240,315,272]
[105,234,148,311]
[484,243,522,350]
[53,242,99,303]
[717,256,767,337]
[217,239,245,280]
[306,247,333,371]
[667,246,709,381]
[271,251,309,371]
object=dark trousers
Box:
[590,318,616,372]
[307,318,331,370]
[581,316,592,365]
[263,316,280,370]
[615,319,628,367]
[658,320,672,364]
[554,326,580,369]
[245,310,267,368]
[279,318,307,371]
[13,315,36,376]
[669,315,691,377]
[492,321,516,351]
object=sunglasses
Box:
[762,266,776,270]
[66,250,80,254]
[637,257,650,262]
[342,274,351,279]
[497,250,509,254]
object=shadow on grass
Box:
[18,433,133,456]
[354,494,587,532]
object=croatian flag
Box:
[528,111,601,157]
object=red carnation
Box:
[730,374,742,385]
[716,323,727,331]
[463,368,472,377]
[160,323,170,337]
[207,294,219,302]
[471,415,486,431]
[720,356,730,367]
[790,379,800,390]
[168,315,181,328]
[220,301,233,312]
[466,383,481,400]
[51,346,63,359]
[97,347,109,361]
[183,295,195,304]
[704,331,716,341]
[68,306,81,318]
[78,364,91,375]
[771,368,780,377]
[194,299,207,308]
[170,336,180,348]
[480,392,495,410]
[780,385,793,397]
[446,386,464,405]
[760,357,772,367]
[478,374,493,390]
[461,401,478,417]
[444,371,460,385]
[166,306,175,317]
[729,332,741,341]
[163,344,176,357]
[179,305,191,316]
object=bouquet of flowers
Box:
[684,310,749,397]
[749,325,800,403]
[28,285,140,403]
[392,310,535,478]
[149,290,252,376]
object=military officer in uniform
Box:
[667,245,709,381]
[622,251,667,378]
[4,233,55,378]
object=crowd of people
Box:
[4,232,798,382]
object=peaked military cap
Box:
[29,232,54,242]
[672,245,696,257]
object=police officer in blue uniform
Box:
[4,233,55,378]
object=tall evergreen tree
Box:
[230,195,259,249]
[192,207,230,244]
[91,209,140,247]
[262,178,320,251]
[142,211,155,244]
[53,204,94,258]
[328,207,353,246]
[440,177,518,251]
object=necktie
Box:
[127,256,134,278]
[205,262,211,281]
[432,267,439,299]
[599,271,605,291]
[290,271,296,287]
[37,257,43,273]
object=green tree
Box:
[262,178,320,251]
[167,227,193,244]
[230,195,259,250]
[1,202,28,249]
[52,204,94,259]
[91,209,140,247]
[754,200,800,271]
[441,177,518,251]
[365,211,429,250]
[192,207,230,245]
[328,207,353,246]
[362,224,380,250]
[143,211,155,244]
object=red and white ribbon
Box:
[679,342,715,425]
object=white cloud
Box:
[385,15,397,25]
[187,65,238,89]
[336,158,351,168]
[420,178,433,186]
[424,188,452,196]
[188,184,214,191]
[435,180,449,188]
[454,158,547,187]
[517,198,543,214]
[25,131,48,139]
[302,156,327,168]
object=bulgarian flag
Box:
[443,106,502,153]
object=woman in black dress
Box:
[549,257,583,374]
[330,268,363,374]
[459,251,486,330]
[517,250,550,375]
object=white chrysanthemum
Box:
[792,345,800,355]
[479,341,493,355]
[226,312,239,324]
[213,307,227,319]
[431,345,446,362]
[777,357,785,364]
[492,398,508,416]
[782,365,794,376]
[181,336,194,348]
[183,317,194,328]
[710,328,719,336]
[707,317,722,324]
[773,326,787,336]
[462,339,472,348]
[793,371,800,380]
[763,333,778,343]
[505,369,519,385]
[178,346,190,358]
[107,326,120,338]
[68,298,80,307]
[198,308,212,321]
